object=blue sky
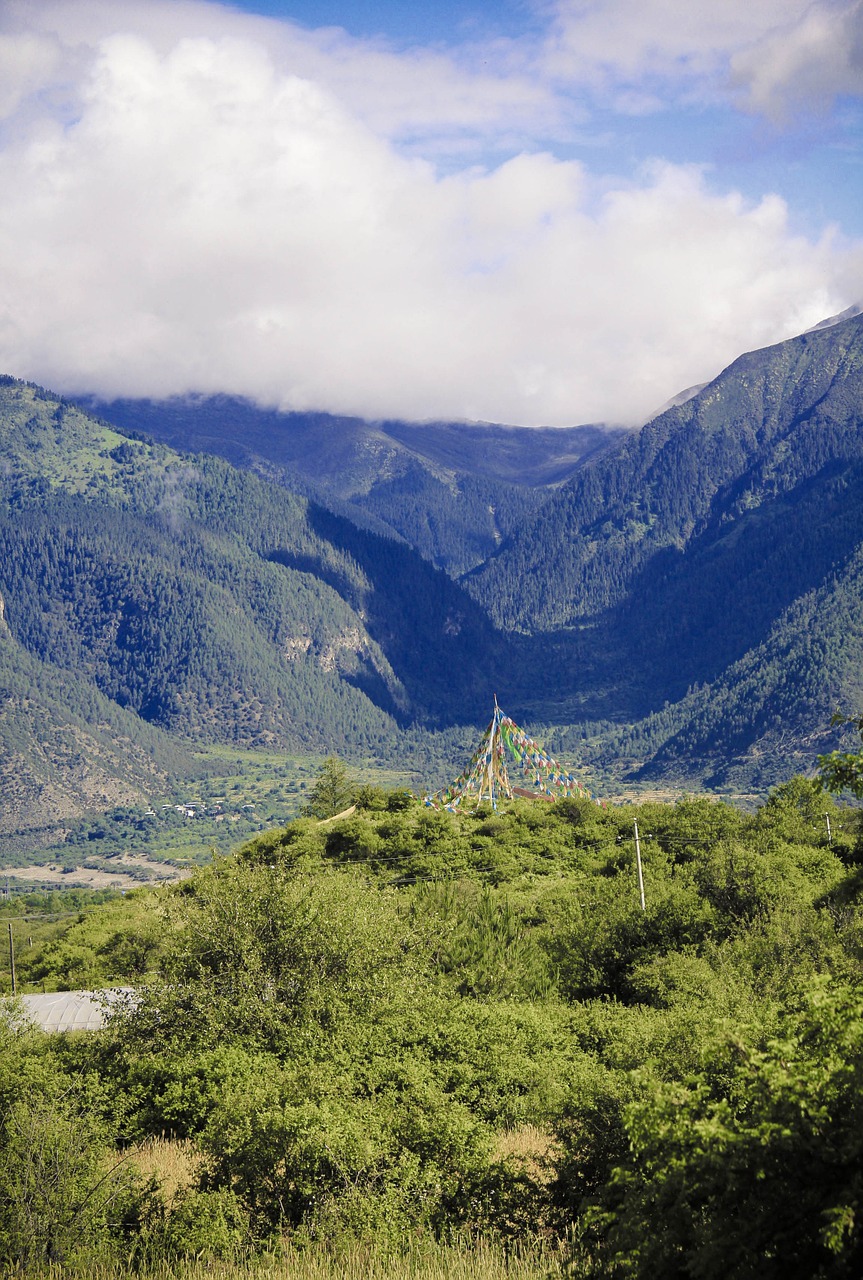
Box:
[230,0,545,44]
[0,0,860,425]
[225,0,863,235]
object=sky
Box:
[0,0,861,426]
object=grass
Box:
[30,1240,565,1279]
[21,1140,565,1279]
[130,1136,201,1203]
[493,1126,559,1184]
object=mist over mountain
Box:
[2,312,863,837]
[73,396,626,577]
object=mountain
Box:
[0,379,502,785]
[468,312,863,783]
[4,311,863,830]
[630,539,863,788]
[0,623,200,842]
[468,312,863,633]
[74,396,626,576]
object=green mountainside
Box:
[0,378,504,728]
[0,630,199,841]
[76,396,625,576]
[467,313,863,783]
[468,312,863,633]
[3,313,863,836]
[0,379,507,832]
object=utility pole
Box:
[7,920,16,996]
[634,820,646,912]
[824,813,832,842]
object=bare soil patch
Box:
[2,860,188,890]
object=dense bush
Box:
[3,780,863,1274]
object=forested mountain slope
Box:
[502,313,863,783]
[0,380,498,777]
[0,627,200,838]
[560,540,863,791]
[5,311,863,815]
[468,311,863,638]
[77,396,625,576]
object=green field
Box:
[0,750,421,892]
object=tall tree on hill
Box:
[302,756,356,819]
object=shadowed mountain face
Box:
[380,419,622,486]
[467,312,863,633]
[467,312,863,782]
[74,396,627,575]
[0,377,512,834]
[3,312,863,818]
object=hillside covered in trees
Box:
[472,311,863,785]
[80,312,863,799]
[3,780,863,1277]
[77,396,625,577]
[0,377,501,835]
[2,311,863,844]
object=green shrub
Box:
[162,1188,250,1260]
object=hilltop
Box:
[3,781,863,1276]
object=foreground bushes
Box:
[3,779,863,1275]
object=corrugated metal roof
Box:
[3,988,135,1033]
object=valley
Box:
[1,311,862,879]
[1,318,862,1279]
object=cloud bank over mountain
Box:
[0,0,860,426]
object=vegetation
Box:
[818,712,863,799]
[2,778,862,1276]
[78,395,624,576]
[470,312,863,785]
[300,755,357,819]
[3,314,863,847]
[0,377,504,844]
[4,262,863,1279]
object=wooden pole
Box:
[634,820,646,912]
[8,920,16,996]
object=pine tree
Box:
[302,756,356,819]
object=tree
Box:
[817,713,863,799]
[580,980,863,1279]
[0,1025,142,1271]
[302,756,356,819]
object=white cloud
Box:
[0,31,62,119]
[3,0,563,156]
[731,0,863,116]
[0,1,860,426]
[542,0,813,101]
[544,0,863,117]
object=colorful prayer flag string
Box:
[424,699,602,811]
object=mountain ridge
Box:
[467,311,863,632]
[73,395,627,576]
[3,312,863,832]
